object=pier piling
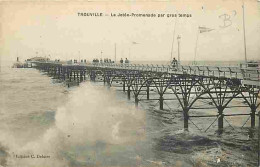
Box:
[218,105,224,131]
[184,107,189,130]
[159,95,163,110]
[135,95,138,107]
[123,81,125,92]
[251,104,256,128]
[147,86,150,100]
[127,86,131,100]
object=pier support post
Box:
[127,86,131,100]
[79,71,82,82]
[251,104,256,128]
[90,71,95,81]
[147,86,150,100]
[54,67,56,77]
[103,76,106,85]
[92,72,96,82]
[77,71,79,82]
[106,78,111,88]
[159,94,163,110]
[60,67,62,79]
[123,81,125,92]
[58,67,61,79]
[135,95,138,107]
[63,68,66,80]
[67,70,70,79]
[184,107,189,130]
[69,71,72,82]
[218,105,224,132]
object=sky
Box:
[0,0,260,63]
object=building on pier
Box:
[26,56,50,62]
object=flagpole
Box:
[115,43,117,63]
[242,1,248,63]
[194,27,200,65]
[177,35,181,65]
[170,17,178,61]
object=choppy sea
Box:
[0,61,258,167]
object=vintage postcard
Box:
[0,0,259,167]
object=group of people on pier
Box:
[104,58,114,63]
[67,59,87,64]
[120,58,130,64]
[92,58,115,64]
[92,58,130,64]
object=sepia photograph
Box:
[0,0,260,166]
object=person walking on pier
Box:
[125,58,129,64]
[120,58,123,64]
[171,57,178,68]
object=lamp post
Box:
[242,1,248,64]
[194,27,200,65]
[177,35,181,65]
[170,17,178,61]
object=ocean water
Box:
[0,64,258,167]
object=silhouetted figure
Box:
[93,59,99,63]
[125,58,129,63]
[171,57,177,67]
[120,58,123,64]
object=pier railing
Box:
[88,62,259,85]
[31,60,260,87]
